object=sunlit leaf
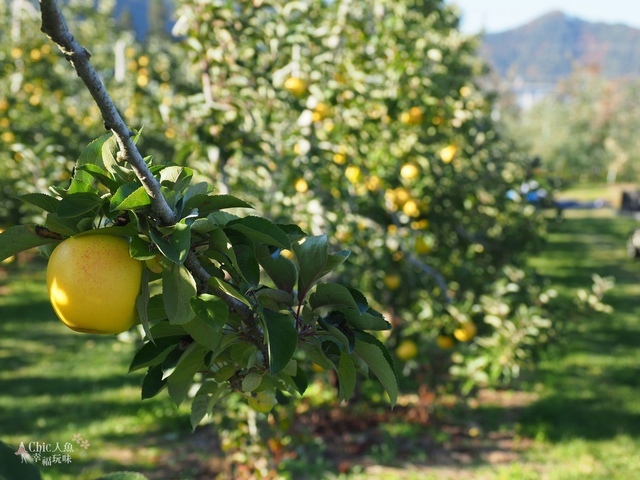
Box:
[0,225,59,262]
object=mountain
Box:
[480,11,640,83]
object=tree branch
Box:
[39,0,176,226]
[38,0,267,355]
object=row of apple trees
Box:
[0,0,554,403]
[166,0,554,396]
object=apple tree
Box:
[0,0,398,429]
[166,0,554,394]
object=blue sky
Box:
[447,0,640,33]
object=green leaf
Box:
[149,221,191,265]
[110,183,151,212]
[291,365,308,395]
[0,225,59,262]
[353,331,399,406]
[0,440,42,480]
[129,236,157,261]
[229,233,260,287]
[147,294,169,323]
[294,235,350,300]
[183,315,223,351]
[241,372,263,392]
[190,382,226,430]
[207,276,251,307]
[148,321,185,339]
[337,307,392,331]
[191,218,216,235]
[263,309,297,374]
[68,133,110,193]
[141,364,167,399]
[102,134,132,182]
[337,351,357,402]
[76,163,120,192]
[182,181,212,204]
[45,213,78,236]
[162,264,197,324]
[17,193,59,213]
[278,223,307,241]
[190,294,229,331]
[319,312,355,352]
[208,227,239,275]
[135,269,153,341]
[310,283,359,312]
[207,211,238,226]
[57,192,102,218]
[227,216,291,249]
[159,165,193,190]
[301,339,335,371]
[256,244,297,293]
[129,336,182,372]
[183,193,253,216]
[346,287,369,314]
[166,343,208,406]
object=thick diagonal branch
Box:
[39,0,176,226]
[38,0,266,356]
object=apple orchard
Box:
[0,0,555,450]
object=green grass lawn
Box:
[348,206,640,479]
[410,208,640,480]
[2,203,640,479]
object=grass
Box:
[2,190,640,479]
[351,203,640,478]
[510,208,640,479]
[0,258,191,479]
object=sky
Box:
[447,0,640,34]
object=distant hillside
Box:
[480,11,640,83]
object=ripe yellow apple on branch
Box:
[0,0,401,421]
[46,234,143,334]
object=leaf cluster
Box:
[0,133,398,427]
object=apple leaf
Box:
[166,343,208,406]
[190,381,226,430]
[294,234,350,301]
[263,309,297,374]
[256,244,298,293]
[110,183,151,212]
[141,364,167,400]
[16,193,59,213]
[57,192,103,218]
[0,440,42,480]
[183,193,253,216]
[337,351,357,402]
[162,264,197,324]
[353,331,398,406]
[0,225,59,262]
[67,133,110,193]
[227,216,291,249]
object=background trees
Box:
[499,68,640,184]
[0,0,554,412]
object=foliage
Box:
[0,0,182,225]
[499,68,640,184]
[169,0,552,393]
[0,0,558,435]
[0,131,398,423]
